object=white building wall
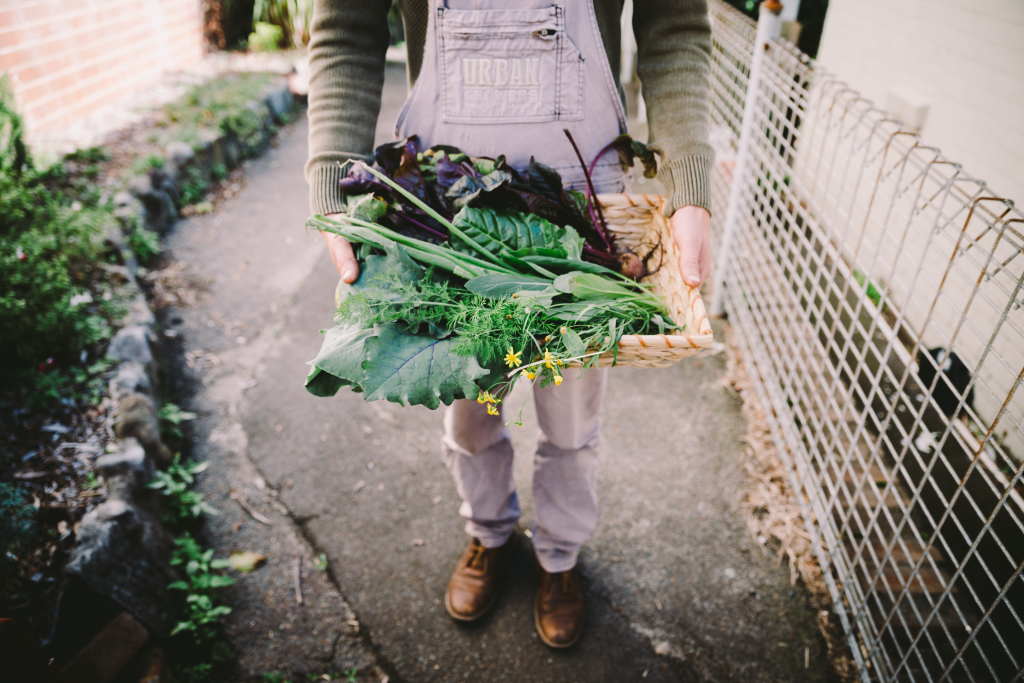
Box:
[815,0,1024,200]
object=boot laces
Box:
[560,570,577,594]
[466,542,489,572]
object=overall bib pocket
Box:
[438,5,584,124]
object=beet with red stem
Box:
[563,129,613,253]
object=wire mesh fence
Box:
[704,1,1024,681]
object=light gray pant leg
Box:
[442,399,520,548]
[532,368,608,573]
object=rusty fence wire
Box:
[705,1,1024,681]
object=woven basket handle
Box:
[686,285,713,336]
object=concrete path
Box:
[159,64,837,682]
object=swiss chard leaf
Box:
[446,170,513,209]
[465,273,554,299]
[346,193,387,223]
[435,153,474,188]
[360,324,489,408]
[554,272,636,300]
[560,226,584,261]
[451,207,566,256]
[525,158,565,203]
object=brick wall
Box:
[815,0,1024,200]
[0,0,204,134]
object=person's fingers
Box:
[321,231,359,283]
[672,214,702,287]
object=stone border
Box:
[60,78,296,663]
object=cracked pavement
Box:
[157,63,838,682]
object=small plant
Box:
[169,533,235,643]
[181,167,209,205]
[263,673,288,683]
[314,553,328,572]
[127,224,161,264]
[176,663,214,683]
[212,163,228,182]
[131,153,165,175]
[148,453,218,523]
[84,470,101,490]
[343,669,359,683]
[158,402,198,439]
[0,482,36,580]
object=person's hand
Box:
[322,213,359,284]
[670,205,712,287]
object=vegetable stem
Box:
[357,162,511,271]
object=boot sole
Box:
[444,529,521,622]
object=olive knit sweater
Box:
[305,0,714,217]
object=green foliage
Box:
[248,21,283,52]
[131,153,165,176]
[175,663,215,683]
[169,533,235,643]
[0,482,36,580]
[126,224,161,265]
[314,553,328,572]
[0,77,118,399]
[853,270,883,307]
[263,673,289,683]
[164,73,274,155]
[343,669,359,683]
[252,0,313,47]
[181,167,209,205]
[158,402,198,439]
[148,453,218,523]
[212,163,228,182]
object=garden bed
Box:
[0,67,297,680]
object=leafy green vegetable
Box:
[306,142,680,423]
[361,323,489,408]
[451,206,566,256]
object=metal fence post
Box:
[708,0,783,317]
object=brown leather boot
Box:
[444,529,519,621]
[535,565,585,648]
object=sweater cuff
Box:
[308,163,350,216]
[659,156,713,217]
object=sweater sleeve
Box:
[305,0,393,215]
[633,0,715,216]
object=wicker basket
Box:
[587,193,714,368]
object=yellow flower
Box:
[560,327,567,335]
[525,371,536,380]
[477,390,497,404]
[544,335,551,343]
[504,346,522,368]
[554,374,563,386]
[544,350,555,369]
[487,403,499,416]
[557,358,564,366]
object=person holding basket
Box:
[306,0,714,648]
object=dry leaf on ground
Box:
[228,550,267,573]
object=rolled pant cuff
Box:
[535,547,578,574]
[466,522,517,549]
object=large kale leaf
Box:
[360,323,488,408]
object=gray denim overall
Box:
[396,0,626,572]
